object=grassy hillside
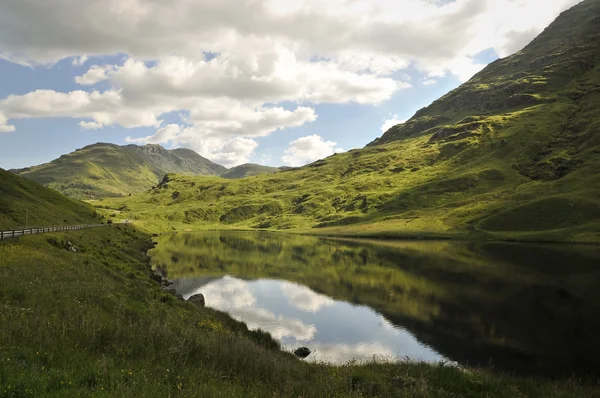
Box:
[1,198,597,396]
[152,232,600,377]
[0,168,98,230]
[12,143,226,199]
[221,163,282,179]
[3,171,595,396]
[97,0,600,243]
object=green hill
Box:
[221,163,282,179]
[98,0,600,243]
[12,143,227,199]
[0,168,98,230]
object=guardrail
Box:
[0,223,108,241]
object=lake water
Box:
[150,231,600,376]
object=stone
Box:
[294,347,311,358]
[188,293,205,307]
[65,241,78,253]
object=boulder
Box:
[65,241,78,253]
[294,347,311,358]
[188,293,205,307]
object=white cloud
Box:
[0,0,585,153]
[381,115,406,133]
[1,89,163,129]
[282,134,344,167]
[422,79,437,86]
[75,65,113,85]
[186,275,257,309]
[187,276,316,341]
[72,55,88,67]
[229,307,317,341]
[280,283,335,313]
[79,121,103,130]
[0,112,15,133]
[124,103,316,166]
[0,0,582,77]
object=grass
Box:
[11,143,226,199]
[151,231,600,378]
[3,2,600,395]
[95,103,600,243]
[2,226,600,397]
[221,164,282,179]
[0,168,99,230]
[94,10,600,243]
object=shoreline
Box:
[163,226,600,247]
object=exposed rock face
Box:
[188,293,205,307]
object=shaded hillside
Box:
[151,232,600,377]
[0,168,97,230]
[221,164,281,179]
[98,0,600,243]
[12,143,226,199]
[372,0,600,146]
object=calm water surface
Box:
[151,232,600,376]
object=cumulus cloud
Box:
[0,0,582,71]
[72,55,88,67]
[422,79,437,86]
[229,307,317,341]
[1,89,163,129]
[188,276,257,309]
[281,134,344,167]
[79,121,103,130]
[188,276,316,341]
[0,0,584,158]
[281,283,335,313]
[381,115,406,133]
[75,65,113,85]
[0,112,15,133]
[124,103,317,166]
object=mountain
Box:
[0,168,98,230]
[98,0,600,243]
[12,143,227,199]
[221,164,282,179]
[371,0,600,148]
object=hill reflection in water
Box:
[151,231,600,376]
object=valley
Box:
[2,1,600,396]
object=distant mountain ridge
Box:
[12,143,288,199]
[96,0,600,243]
[221,163,285,179]
[12,143,227,199]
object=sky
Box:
[0,0,583,169]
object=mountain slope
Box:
[98,0,600,243]
[372,0,600,147]
[221,163,281,179]
[13,143,226,199]
[0,168,97,230]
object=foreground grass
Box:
[1,226,599,397]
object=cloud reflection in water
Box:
[183,275,445,364]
